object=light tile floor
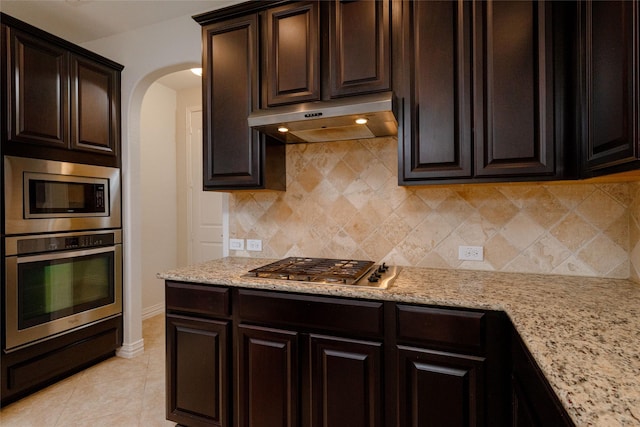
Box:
[0,315,174,427]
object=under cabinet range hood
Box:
[248,91,398,143]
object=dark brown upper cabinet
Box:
[578,0,640,177]
[398,1,569,185]
[70,54,120,157]
[199,12,285,190]
[325,0,391,98]
[473,1,556,178]
[1,13,122,168]
[396,0,473,181]
[263,1,320,107]
[262,0,391,108]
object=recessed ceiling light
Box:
[277,126,289,133]
[355,118,368,125]
[190,68,202,77]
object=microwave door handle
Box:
[15,246,117,264]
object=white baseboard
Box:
[116,338,145,359]
[142,302,165,320]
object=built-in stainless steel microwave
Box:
[3,156,121,235]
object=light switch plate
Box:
[229,238,244,250]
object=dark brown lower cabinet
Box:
[164,281,574,427]
[309,334,383,427]
[166,314,229,427]
[397,346,485,427]
[236,324,299,427]
[510,328,575,427]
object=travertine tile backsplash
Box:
[229,137,640,281]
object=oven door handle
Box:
[15,245,118,264]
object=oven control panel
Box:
[13,232,119,256]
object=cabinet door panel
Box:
[6,28,68,148]
[203,15,262,188]
[237,324,299,427]
[166,314,229,427]
[327,0,390,98]
[263,1,320,106]
[399,0,472,182]
[582,0,639,174]
[474,1,555,177]
[397,346,485,427]
[309,335,383,427]
[70,54,118,157]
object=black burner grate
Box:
[248,257,375,285]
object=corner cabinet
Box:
[397,0,568,185]
[578,0,640,177]
[1,13,122,168]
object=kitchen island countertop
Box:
[159,257,640,426]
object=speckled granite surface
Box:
[158,257,640,426]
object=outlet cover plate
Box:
[247,239,262,252]
[458,245,484,261]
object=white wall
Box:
[80,2,242,357]
[140,83,178,317]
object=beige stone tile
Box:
[552,255,598,277]
[484,234,521,270]
[396,194,431,229]
[604,212,630,250]
[501,212,546,251]
[578,234,628,275]
[378,213,412,246]
[577,189,626,230]
[416,251,452,269]
[436,192,475,229]
[327,160,358,193]
[434,232,467,268]
[597,183,631,207]
[361,233,395,262]
[550,212,599,252]
[545,184,595,209]
[414,186,455,209]
[522,187,569,229]
[477,191,519,228]
[456,213,498,246]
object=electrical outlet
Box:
[229,238,244,251]
[247,239,262,252]
[458,245,484,261]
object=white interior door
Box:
[188,109,224,264]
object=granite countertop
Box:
[158,257,640,426]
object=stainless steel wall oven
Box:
[4,230,122,350]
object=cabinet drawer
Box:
[165,281,230,318]
[236,289,383,338]
[396,305,485,354]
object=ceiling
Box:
[0,0,243,90]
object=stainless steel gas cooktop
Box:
[247,257,401,289]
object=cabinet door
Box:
[398,0,473,183]
[581,0,640,175]
[326,0,390,98]
[237,324,299,427]
[166,314,229,427]
[70,54,119,158]
[309,334,383,427]
[4,27,69,148]
[263,1,320,107]
[474,1,556,177]
[203,15,265,189]
[397,345,485,427]
[510,329,574,427]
